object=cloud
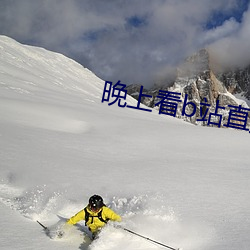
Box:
[0,0,249,86]
[209,4,250,69]
[200,18,240,45]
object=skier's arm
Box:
[67,209,85,225]
[104,207,122,222]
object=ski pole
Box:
[122,227,180,250]
[37,220,48,231]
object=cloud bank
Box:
[0,0,249,86]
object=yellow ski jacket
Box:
[67,206,121,233]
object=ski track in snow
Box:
[0,99,91,134]
[0,179,211,250]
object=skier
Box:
[66,194,122,239]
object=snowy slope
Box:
[0,36,250,250]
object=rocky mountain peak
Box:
[175,48,226,105]
[127,48,250,129]
[177,48,210,78]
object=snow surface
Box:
[0,35,250,250]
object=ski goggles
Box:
[89,205,101,212]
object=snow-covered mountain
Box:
[128,49,250,128]
[0,36,250,250]
[217,65,250,100]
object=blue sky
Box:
[0,0,249,86]
[206,0,249,28]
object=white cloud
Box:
[209,5,250,69]
[0,0,249,86]
[200,18,240,45]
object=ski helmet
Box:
[89,195,104,210]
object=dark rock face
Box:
[217,66,250,99]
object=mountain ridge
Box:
[127,48,250,128]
